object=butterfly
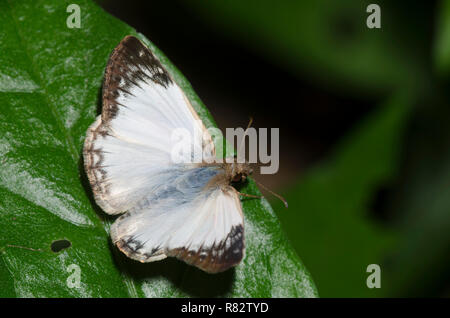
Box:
[83,35,257,273]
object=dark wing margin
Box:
[83,117,113,212]
[102,35,173,122]
[168,224,245,274]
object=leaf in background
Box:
[0,0,317,297]
[434,0,450,74]
[388,0,450,295]
[380,95,450,297]
[271,92,412,297]
[186,0,427,95]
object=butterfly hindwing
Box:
[110,165,245,273]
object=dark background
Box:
[97,0,449,297]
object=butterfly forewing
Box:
[83,36,214,214]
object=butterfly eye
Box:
[232,173,242,182]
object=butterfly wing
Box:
[167,188,245,273]
[84,36,245,272]
[83,35,215,214]
[110,165,245,273]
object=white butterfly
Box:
[83,36,254,273]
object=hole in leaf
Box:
[51,239,71,253]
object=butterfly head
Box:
[229,162,253,183]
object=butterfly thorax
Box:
[223,159,253,183]
[200,159,252,190]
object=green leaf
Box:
[0,0,317,297]
[380,96,450,296]
[434,0,450,74]
[271,92,412,297]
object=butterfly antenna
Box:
[254,179,288,208]
[237,192,263,199]
[237,117,254,160]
